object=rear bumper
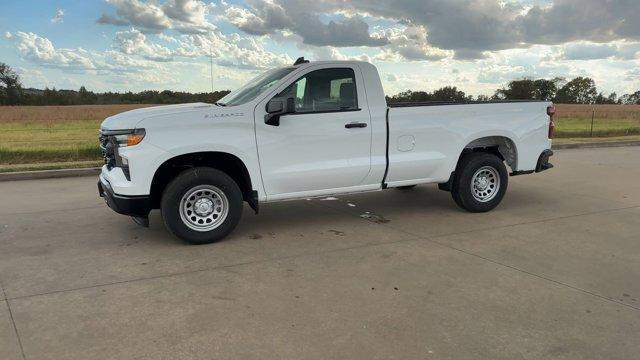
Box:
[98,175,150,217]
[535,149,554,172]
[510,149,553,176]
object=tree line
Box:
[0,62,230,106]
[386,78,640,105]
[2,62,639,106]
[16,86,231,106]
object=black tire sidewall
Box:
[161,167,243,244]
[452,153,508,212]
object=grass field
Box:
[1,103,639,169]
[0,105,150,166]
[0,104,154,122]
[554,104,640,137]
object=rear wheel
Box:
[451,153,508,212]
[161,167,243,244]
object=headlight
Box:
[113,128,146,147]
[99,128,145,180]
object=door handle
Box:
[345,122,367,129]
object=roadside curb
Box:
[1,140,638,182]
[0,167,101,182]
[552,140,640,150]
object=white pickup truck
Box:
[98,58,555,244]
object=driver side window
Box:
[279,68,358,113]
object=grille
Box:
[99,132,116,169]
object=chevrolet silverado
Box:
[98,58,554,244]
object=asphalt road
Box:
[1,146,639,360]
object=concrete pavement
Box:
[0,146,639,359]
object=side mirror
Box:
[266,99,284,114]
[264,97,294,126]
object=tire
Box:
[396,185,417,190]
[451,152,508,212]
[161,167,243,244]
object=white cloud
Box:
[10,31,175,81]
[224,2,387,47]
[477,64,529,84]
[98,0,172,31]
[14,32,97,70]
[293,43,371,62]
[617,42,640,60]
[163,0,216,33]
[98,0,216,34]
[372,25,452,62]
[158,33,178,43]
[625,68,640,82]
[113,28,174,61]
[174,32,293,69]
[51,8,65,24]
[4,32,12,39]
[15,67,51,89]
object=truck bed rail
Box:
[387,100,546,108]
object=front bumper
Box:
[98,175,151,217]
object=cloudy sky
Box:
[1,0,639,96]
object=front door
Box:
[255,66,372,198]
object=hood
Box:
[100,103,211,130]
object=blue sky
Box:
[1,0,639,96]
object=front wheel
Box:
[161,167,243,244]
[451,153,508,212]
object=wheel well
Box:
[461,136,517,171]
[150,152,254,210]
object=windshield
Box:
[218,67,296,106]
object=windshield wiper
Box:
[214,102,226,107]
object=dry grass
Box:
[555,104,640,120]
[0,104,155,122]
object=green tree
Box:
[533,78,563,100]
[78,86,97,104]
[495,78,561,101]
[495,79,537,100]
[386,90,432,103]
[554,77,598,104]
[595,92,619,104]
[386,87,469,103]
[0,62,23,105]
[620,91,640,105]
[431,86,469,102]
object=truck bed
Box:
[384,101,552,186]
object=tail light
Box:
[546,105,556,139]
